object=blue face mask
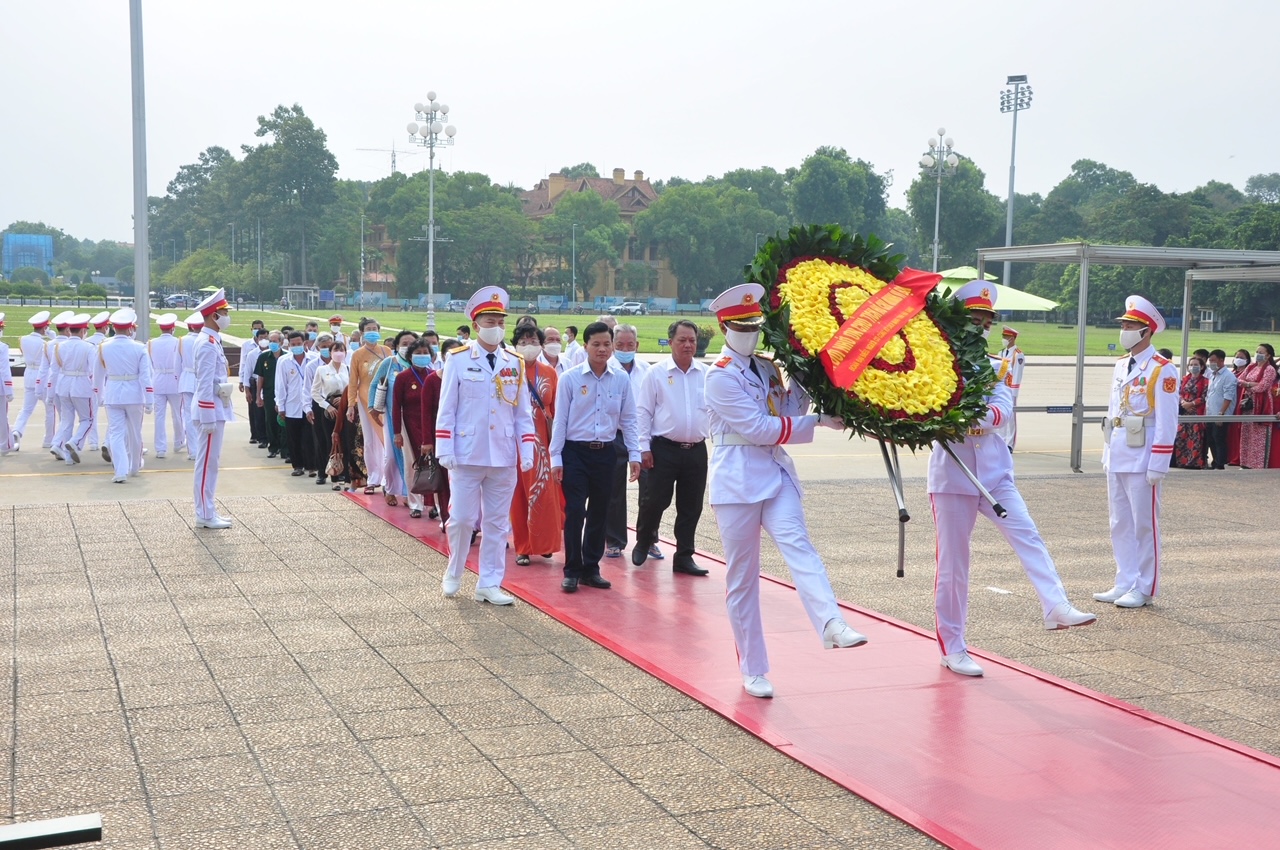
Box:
[363,331,381,344]
[614,351,635,364]
[268,341,281,353]
[289,345,305,356]
[308,331,318,340]
[411,354,432,368]
[320,348,332,360]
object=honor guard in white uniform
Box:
[435,286,536,605]
[928,283,1095,678]
[1094,295,1179,609]
[39,312,74,446]
[49,314,97,464]
[0,314,13,455]
[704,283,867,699]
[11,310,55,450]
[178,313,205,461]
[149,313,184,458]
[97,308,154,482]
[994,326,1025,449]
[190,290,235,529]
[84,312,111,452]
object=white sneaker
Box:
[111,475,127,484]
[1044,601,1098,630]
[822,618,868,649]
[1092,585,1129,603]
[743,675,774,698]
[10,432,18,452]
[50,445,65,461]
[64,443,80,464]
[940,651,984,677]
[474,586,515,606]
[1114,589,1152,608]
[156,450,166,459]
[442,576,461,598]
[194,517,232,529]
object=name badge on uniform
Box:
[467,366,481,372]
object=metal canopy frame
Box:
[975,242,1280,471]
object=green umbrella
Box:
[937,265,1058,311]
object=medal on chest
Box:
[493,360,521,406]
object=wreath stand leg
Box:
[878,439,910,578]
[936,441,1008,518]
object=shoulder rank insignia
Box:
[714,356,733,368]
[1153,354,1171,366]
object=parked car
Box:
[445,299,469,312]
[164,293,196,308]
[617,301,647,315]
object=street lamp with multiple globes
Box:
[999,75,1032,287]
[919,129,959,273]
[406,93,457,330]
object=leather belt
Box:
[654,435,704,450]
[569,440,608,450]
[60,371,88,377]
[1110,417,1155,428]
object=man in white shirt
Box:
[604,324,650,559]
[632,320,711,575]
[239,320,267,445]
[50,314,96,464]
[276,330,316,476]
[537,326,568,375]
[564,325,585,367]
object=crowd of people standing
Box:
[1170,343,1280,470]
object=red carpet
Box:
[348,491,1280,849]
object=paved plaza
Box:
[3,375,1279,848]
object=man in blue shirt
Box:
[1204,348,1237,470]
[550,322,641,593]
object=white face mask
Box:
[214,313,231,331]
[398,346,410,359]
[1120,329,1145,351]
[329,325,342,334]
[477,325,505,346]
[981,327,992,340]
[1234,357,1248,368]
[516,344,541,362]
[725,329,760,357]
[544,342,562,357]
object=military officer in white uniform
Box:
[177,313,205,461]
[994,326,1025,449]
[97,308,154,482]
[149,313,184,458]
[50,314,97,464]
[84,311,112,453]
[11,311,55,450]
[38,312,74,447]
[1094,295,1179,609]
[704,283,867,699]
[191,290,235,529]
[0,314,13,455]
[929,282,1096,678]
[435,286,536,604]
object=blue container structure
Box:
[2,234,55,278]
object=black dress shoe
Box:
[673,562,710,576]
[268,450,278,458]
[561,577,579,593]
[291,468,305,477]
[630,544,648,567]
[581,574,612,589]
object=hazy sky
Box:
[6,0,1277,243]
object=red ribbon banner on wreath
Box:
[818,268,943,390]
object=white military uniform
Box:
[178,319,204,460]
[84,314,111,450]
[0,315,13,454]
[928,358,1073,656]
[12,313,55,445]
[1102,342,1178,600]
[97,311,154,480]
[994,329,1025,449]
[706,344,844,677]
[435,287,536,594]
[149,317,184,456]
[38,314,74,446]
[191,294,234,525]
[50,320,97,461]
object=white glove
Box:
[199,422,217,436]
[818,414,845,430]
[438,454,456,471]
[144,404,154,415]
[520,457,534,472]
[1146,469,1166,487]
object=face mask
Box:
[363,331,381,345]
[1119,329,1145,351]
[290,345,305,356]
[516,344,542,362]
[268,342,281,353]
[308,331,318,341]
[319,348,331,360]
[981,327,992,340]
[1256,353,1268,364]
[544,343,562,357]
[258,339,270,349]
[614,351,636,364]
[331,351,346,364]
[1189,365,1201,375]
[216,313,232,331]
[477,325,505,346]
[1234,357,1248,368]
[411,354,432,368]
[398,346,410,359]
[725,329,760,357]
[330,325,342,334]
[1207,362,1219,373]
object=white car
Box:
[617,301,647,315]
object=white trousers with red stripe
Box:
[1107,471,1161,597]
[712,469,841,677]
[444,464,517,590]
[53,395,94,450]
[106,405,144,478]
[180,392,198,457]
[931,489,1070,657]
[192,422,225,521]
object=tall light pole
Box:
[754,232,768,253]
[128,0,150,338]
[571,223,578,306]
[406,93,456,331]
[228,222,235,265]
[1000,75,1032,287]
[919,128,959,273]
[359,213,365,308]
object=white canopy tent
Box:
[974,242,1280,471]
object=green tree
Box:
[10,267,49,286]
[12,282,46,297]
[79,283,108,298]
[540,192,629,295]
[711,166,792,219]
[790,147,888,237]
[906,156,1003,271]
[559,163,599,179]
[1244,173,1280,204]
[440,204,536,289]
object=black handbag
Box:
[410,452,445,494]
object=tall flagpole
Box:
[129,0,151,339]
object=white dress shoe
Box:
[743,675,774,698]
[474,586,515,606]
[50,445,65,461]
[441,576,461,598]
[111,476,127,484]
[64,443,80,464]
[940,651,984,677]
[822,618,868,649]
[1114,589,1152,608]
[195,517,232,529]
[1092,585,1129,603]
[156,450,166,458]
[1044,601,1098,630]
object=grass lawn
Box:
[4,303,1273,358]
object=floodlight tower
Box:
[1000,75,1032,287]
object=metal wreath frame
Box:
[974,242,1280,471]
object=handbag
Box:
[410,452,445,494]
